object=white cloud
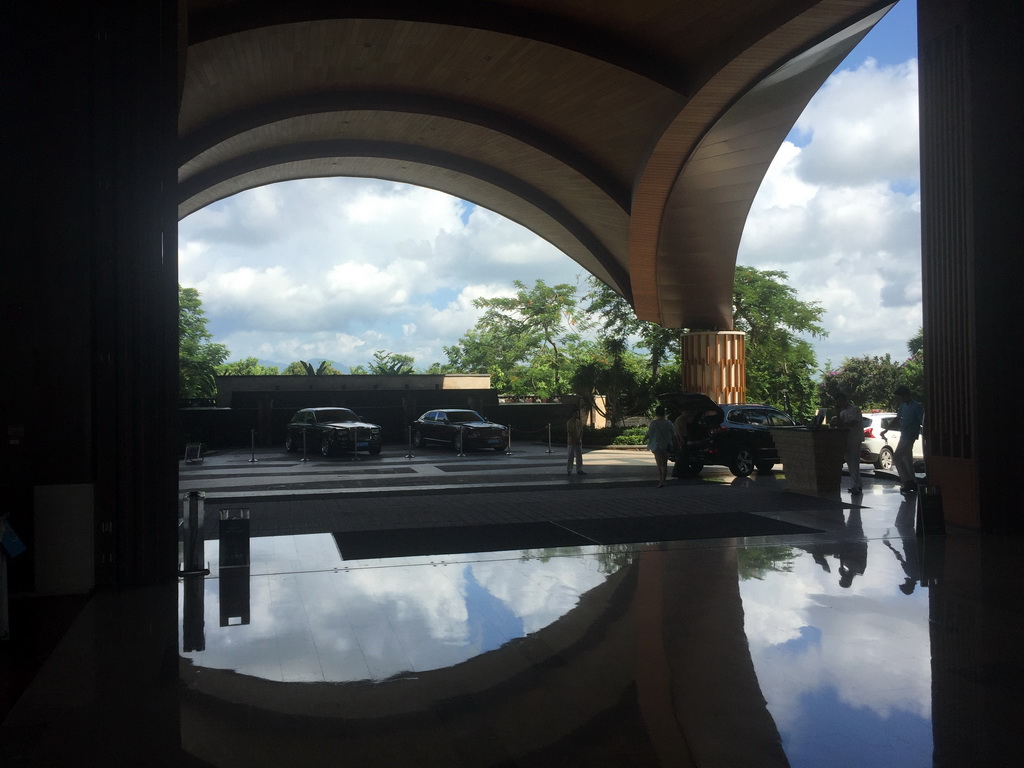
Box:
[739,56,921,364]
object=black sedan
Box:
[411,409,509,452]
[284,407,383,457]
[659,392,796,477]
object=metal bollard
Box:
[180,491,210,576]
[301,426,309,462]
[248,428,258,463]
[405,425,415,459]
[457,425,466,457]
[916,485,945,537]
[546,423,553,453]
[505,425,514,455]
[219,508,251,569]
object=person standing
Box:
[566,409,585,475]
[834,392,864,495]
[886,385,925,494]
[645,405,676,487]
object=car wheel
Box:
[730,447,755,477]
[755,461,775,473]
[876,446,894,470]
[321,434,333,457]
[368,445,382,456]
[285,434,296,453]
[413,430,424,448]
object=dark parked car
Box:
[659,392,797,477]
[284,407,383,457]
[411,409,509,452]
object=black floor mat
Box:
[333,513,821,560]
[334,522,593,560]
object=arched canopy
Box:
[180,0,894,327]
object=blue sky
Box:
[179,1,921,374]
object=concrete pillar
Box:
[680,331,746,403]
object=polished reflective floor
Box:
[3,448,1022,766]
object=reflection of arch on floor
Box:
[180,547,787,767]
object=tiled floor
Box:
[2,446,1022,766]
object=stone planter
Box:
[769,427,849,493]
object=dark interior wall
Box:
[918,0,1024,532]
[1,1,181,588]
[2,2,102,590]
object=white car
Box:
[860,412,925,471]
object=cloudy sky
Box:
[179,1,920,374]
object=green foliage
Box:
[443,269,825,420]
[282,360,341,375]
[466,279,586,394]
[820,354,903,409]
[820,330,925,410]
[736,546,797,581]
[368,350,415,375]
[569,339,649,426]
[217,357,280,375]
[733,267,826,421]
[179,286,229,399]
[583,277,679,380]
[611,426,648,445]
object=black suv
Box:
[659,392,797,477]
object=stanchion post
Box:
[352,429,360,461]
[301,426,309,462]
[180,490,210,576]
[546,423,553,454]
[405,425,415,459]
[248,428,258,463]
[505,425,514,455]
[457,425,466,457]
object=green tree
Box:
[217,357,279,375]
[470,279,585,394]
[822,330,925,410]
[902,328,924,399]
[820,354,903,410]
[733,267,826,421]
[368,350,415,375]
[179,286,229,399]
[283,359,341,375]
[583,276,678,381]
[569,338,648,426]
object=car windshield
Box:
[312,409,358,423]
[446,410,484,423]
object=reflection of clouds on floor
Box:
[180,537,616,683]
[470,551,610,634]
[740,543,932,736]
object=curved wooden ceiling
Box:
[179,0,894,328]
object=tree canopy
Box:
[217,357,280,376]
[179,286,229,400]
[461,279,585,395]
[732,266,826,420]
[820,330,924,410]
[367,351,415,375]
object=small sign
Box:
[184,443,204,464]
